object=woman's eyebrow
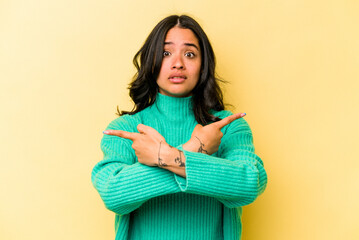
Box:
[184,43,199,50]
[164,42,199,50]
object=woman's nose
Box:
[172,55,184,69]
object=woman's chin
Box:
[159,90,192,98]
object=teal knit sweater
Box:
[91,93,267,240]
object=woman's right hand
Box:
[183,113,246,155]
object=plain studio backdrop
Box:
[0,0,358,239]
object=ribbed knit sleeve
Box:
[91,116,181,215]
[174,112,267,208]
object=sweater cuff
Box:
[174,147,260,198]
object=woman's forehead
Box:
[164,27,199,46]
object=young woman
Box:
[91,15,267,240]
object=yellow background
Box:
[1,0,358,239]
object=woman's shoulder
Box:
[211,109,233,119]
[105,113,142,132]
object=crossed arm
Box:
[103,112,246,177]
[93,112,267,214]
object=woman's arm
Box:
[172,113,267,208]
[98,113,267,210]
[91,118,181,215]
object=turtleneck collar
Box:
[152,93,195,120]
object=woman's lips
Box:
[169,76,186,83]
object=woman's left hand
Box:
[183,113,246,155]
[103,124,169,167]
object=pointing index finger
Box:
[214,113,246,129]
[103,130,139,141]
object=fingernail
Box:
[242,113,246,117]
[103,131,109,134]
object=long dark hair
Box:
[118,15,225,125]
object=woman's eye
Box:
[163,51,171,57]
[185,52,195,58]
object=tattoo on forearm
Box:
[174,149,185,167]
[158,142,185,168]
[158,141,168,167]
[195,136,209,154]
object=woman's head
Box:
[156,26,202,98]
[121,15,224,125]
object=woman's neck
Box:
[153,93,194,120]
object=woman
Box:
[91,15,267,240]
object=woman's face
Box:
[156,26,202,98]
